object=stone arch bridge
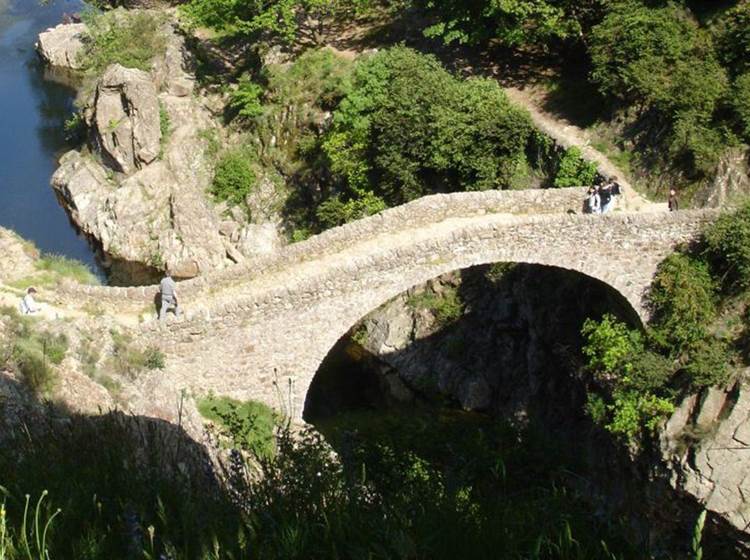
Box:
[55,187,719,420]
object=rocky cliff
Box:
[37,13,283,283]
[344,265,749,554]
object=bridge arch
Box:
[302,261,642,420]
[136,202,715,422]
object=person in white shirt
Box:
[19,287,41,315]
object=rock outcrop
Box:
[662,381,750,540]
[42,15,283,280]
[92,65,162,174]
[35,23,86,70]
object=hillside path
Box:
[503,86,661,212]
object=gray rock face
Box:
[42,14,286,279]
[92,64,162,174]
[661,381,750,537]
[35,23,86,70]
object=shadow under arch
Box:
[303,261,641,422]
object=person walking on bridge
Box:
[159,272,181,321]
[668,189,679,212]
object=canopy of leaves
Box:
[715,1,750,76]
[416,0,603,48]
[648,253,716,352]
[703,202,750,292]
[323,47,534,207]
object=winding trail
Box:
[503,86,660,212]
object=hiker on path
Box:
[668,189,679,212]
[586,186,601,214]
[159,272,180,321]
[19,287,41,315]
[600,176,621,214]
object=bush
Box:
[110,331,164,378]
[716,1,750,76]
[197,395,277,459]
[407,287,465,328]
[684,338,731,389]
[210,149,256,206]
[13,339,58,394]
[581,314,643,375]
[323,47,533,207]
[649,254,715,351]
[553,147,597,188]
[732,72,750,141]
[703,202,750,292]
[79,10,167,74]
[607,390,675,442]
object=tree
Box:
[323,47,533,211]
[416,0,606,48]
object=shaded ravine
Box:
[0,0,102,275]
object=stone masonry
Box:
[46,189,717,422]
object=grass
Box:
[9,254,99,290]
[197,395,277,459]
[108,330,165,379]
[0,306,67,394]
[78,9,167,76]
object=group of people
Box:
[584,177,622,214]
[583,178,680,214]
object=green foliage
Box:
[78,10,167,74]
[553,147,598,187]
[417,0,594,48]
[407,287,465,327]
[684,338,730,389]
[0,307,67,395]
[210,149,256,206]
[0,408,649,559]
[581,314,643,374]
[228,76,264,121]
[715,2,750,75]
[589,2,728,177]
[315,191,386,228]
[703,202,750,292]
[649,254,716,351]
[323,47,533,208]
[606,390,675,441]
[581,315,676,444]
[181,0,365,43]
[109,330,165,379]
[197,395,278,459]
[63,112,86,145]
[9,253,99,290]
[733,72,750,140]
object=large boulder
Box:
[52,153,226,278]
[90,64,162,174]
[35,23,87,70]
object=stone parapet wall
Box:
[54,187,590,303]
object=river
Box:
[0,0,102,274]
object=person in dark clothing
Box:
[668,189,679,212]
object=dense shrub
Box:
[79,10,167,74]
[407,286,465,328]
[732,72,750,141]
[210,149,256,206]
[684,338,731,389]
[553,147,598,187]
[715,1,750,76]
[703,202,750,292]
[323,47,533,207]
[581,314,643,375]
[589,2,728,177]
[416,0,602,48]
[197,395,277,459]
[648,254,716,351]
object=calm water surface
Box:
[0,0,102,273]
